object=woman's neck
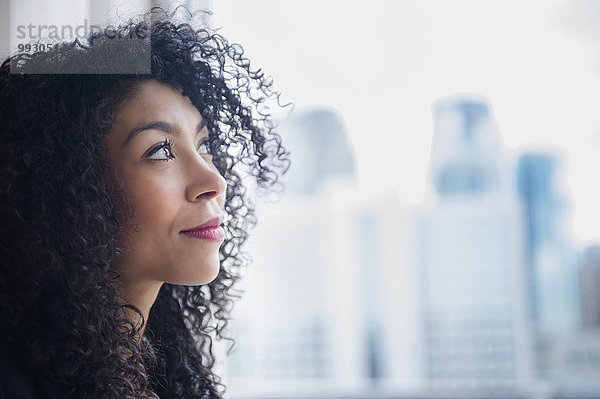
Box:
[117,277,163,336]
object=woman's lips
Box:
[180,217,225,242]
[182,217,223,231]
[181,226,224,242]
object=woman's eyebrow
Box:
[123,119,207,147]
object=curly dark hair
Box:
[0,8,289,399]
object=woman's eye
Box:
[147,139,175,161]
[197,138,211,155]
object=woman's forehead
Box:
[105,80,204,146]
[117,81,200,121]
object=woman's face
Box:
[103,80,227,288]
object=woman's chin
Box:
[171,262,221,286]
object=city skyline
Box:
[213,0,600,244]
[227,97,599,398]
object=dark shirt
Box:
[0,346,61,399]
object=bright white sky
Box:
[212,0,600,244]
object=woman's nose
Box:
[184,155,227,203]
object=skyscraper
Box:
[417,95,533,390]
[226,107,421,395]
[516,151,578,380]
[517,152,577,333]
[226,108,362,393]
[579,245,600,329]
[553,245,600,395]
[277,108,356,196]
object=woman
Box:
[0,8,288,399]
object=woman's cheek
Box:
[126,171,181,228]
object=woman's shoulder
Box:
[0,345,54,399]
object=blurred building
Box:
[517,152,578,331]
[554,330,600,396]
[548,245,600,397]
[330,190,420,391]
[278,108,356,196]
[516,152,579,381]
[226,108,355,388]
[579,245,600,329]
[225,108,419,396]
[417,96,533,390]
